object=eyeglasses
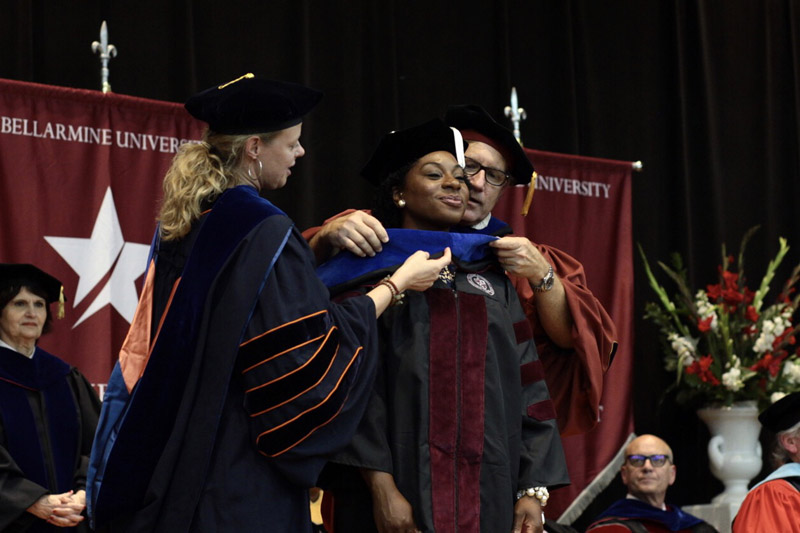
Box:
[626,454,671,468]
[463,157,512,186]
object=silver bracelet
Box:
[516,486,549,506]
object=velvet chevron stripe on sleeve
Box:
[237,310,364,457]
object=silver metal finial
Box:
[504,87,527,146]
[91,21,117,94]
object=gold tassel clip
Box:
[218,73,254,89]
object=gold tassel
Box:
[218,73,254,89]
[521,171,537,216]
[58,285,65,319]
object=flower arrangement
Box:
[640,227,800,409]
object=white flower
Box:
[754,314,793,354]
[722,367,744,391]
[694,290,719,331]
[782,359,800,385]
[753,337,772,354]
[754,319,778,354]
[668,333,698,366]
[771,391,788,404]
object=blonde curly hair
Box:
[158,130,276,240]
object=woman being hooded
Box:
[86,75,450,533]
[317,119,569,533]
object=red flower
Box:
[722,269,739,290]
[745,306,759,322]
[767,355,786,377]
[721,288,744,307]
[686,355,720,385]
[698,316,714,332]
[750,354,773,372]
[744,288,756,304]
[707,284,722,301]
[751,353,787,377]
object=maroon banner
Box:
[0,79,204,397]
[493,148,635,519]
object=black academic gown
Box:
[318,230,569,533]
[87,186,379,533]
[0,346,100,533]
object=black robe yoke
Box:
[326,250,569,532]
[88,186,379,533]
[0,347,100,533]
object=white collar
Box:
[0,338,35,358]
[470,214,492,231]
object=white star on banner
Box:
[45,187,150,328]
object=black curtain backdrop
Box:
[3,0,800,511]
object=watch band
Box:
[532,265,555,293]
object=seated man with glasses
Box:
[586,434,718,532]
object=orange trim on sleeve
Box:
[245,328,336,396]
[248,341,341,417]
[240,309,328,347]
[260,400,349,459]
[257,345,363,456]
[240,334,326,374]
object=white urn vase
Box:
[696,401,762,506]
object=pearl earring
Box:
[397,198,406,208]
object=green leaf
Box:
[753,237,790,312]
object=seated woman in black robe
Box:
[317,119,569,533]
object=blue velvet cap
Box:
[184,73,323,134]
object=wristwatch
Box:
[532,265,555,293]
